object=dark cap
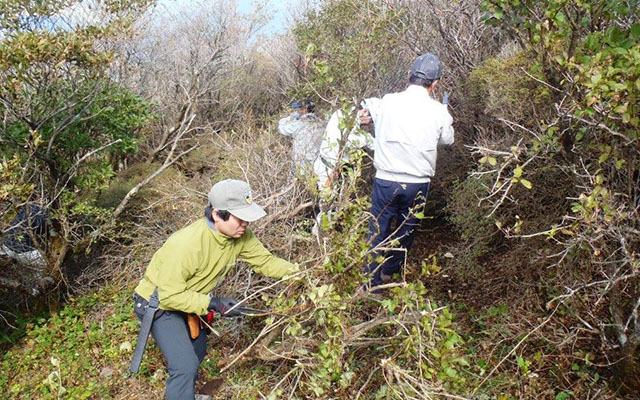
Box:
[410,53,442,80]
[291,98,314,109]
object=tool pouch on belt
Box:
[188,311,216,339]
[187,314,200,339]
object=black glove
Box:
[208,296,241,317]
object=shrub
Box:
[466,46,552,124]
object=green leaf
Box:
[631,23,640,40]
[598,153,609,163]
[381,299,395,313]
[554,12,567,24]
[520,179,532,189]
[455,357,470,367]
[513,166,523,178]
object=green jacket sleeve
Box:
[150,241,210,315]
[239,229,299,278]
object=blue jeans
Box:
[364,178,430,287]
[134,294,208,400]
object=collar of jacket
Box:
[205,218,234,245]
[406,84,432,99]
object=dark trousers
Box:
[364,178,430,287]
[134,295,207,400]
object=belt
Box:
[129,287,159,373]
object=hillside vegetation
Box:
[1,0,638,399]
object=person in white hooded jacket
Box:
[311,99,379,236]
[313,98,380,191]
[361,53,454,290]
[278,99,324,179]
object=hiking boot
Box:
[195,395,212,400]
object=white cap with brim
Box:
[208,179,266,222]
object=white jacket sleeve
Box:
[278,114,301,138]
[438,106,455,146]
[348,127,374,151]
[319,112,341,163]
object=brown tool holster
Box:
[187,314,200,339]
[187,311,215,339]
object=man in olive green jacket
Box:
[132,179,298,400]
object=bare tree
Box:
[118,0,275,163]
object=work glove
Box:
[208,296,241,317]
[282,263,304,282]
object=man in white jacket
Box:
[362,53,454,290]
